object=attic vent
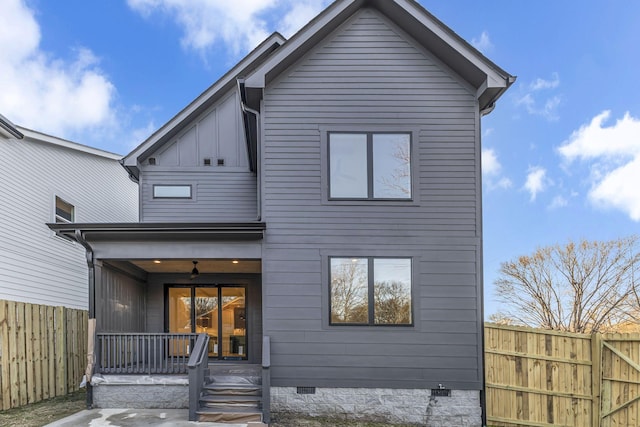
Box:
[217,158,225,166]
[203,158,212,166]
[296,387,316,395]
[148,157,156,165]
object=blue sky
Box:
[1,0,639,317]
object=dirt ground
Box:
[270,413,418,427]
[0,390,87,427]
[0,392,417,427]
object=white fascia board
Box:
[123,33,286,168]
[244,0,358,88]
[18,127,123,160]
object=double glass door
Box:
[168,286,247,360]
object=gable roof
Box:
[121,33,286,181]
[244,0,515,111]
[0,114,122,160]
[122,0,515,179]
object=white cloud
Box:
[0,0,116,138]
[482,148,513,191]
[472,31,493,53]
[127,0,331,56]
[558,111,640,221]
[530,72,560,91]
[515,73,561,121]
[482,148,501,176]
[548,195,568,210]
[524,166,548,201]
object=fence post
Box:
[591,332,602,427]
[55,306,67,397]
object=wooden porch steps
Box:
[197,364,263,423]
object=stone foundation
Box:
[271,387,481,426]
[91,375,189,409]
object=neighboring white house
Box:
[0,114,138,310]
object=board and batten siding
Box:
[261,9,482,389]
[0,134,138,310]
[140,90,258,222]
[96,264,146,333]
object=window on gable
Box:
[55,196,74,223]
[153,185,192,199]
[329,133,411,199]
[330,257,412,326]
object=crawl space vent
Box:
[203,158,212,166]
[431,388,451,397]
[296,387,316,395]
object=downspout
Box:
[74,229,96,409]
[238,78,262,221]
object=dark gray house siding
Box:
[95,263,147,333]
[261,8,483,389]
[139,91,258,223]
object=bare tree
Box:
[331,260,368,323]
[374,280,412,324]
[493,235,640,333]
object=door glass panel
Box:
[168,288,191,356]
[195,288,219,357]
[221,287,246,359]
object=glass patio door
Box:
[168,285,246,360]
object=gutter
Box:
[0,114,24,139]
[73,229,96,410]
[237,78,263,222]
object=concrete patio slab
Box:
[44,408,265,427]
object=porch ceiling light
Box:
[191,260,199,279]
[232,260,239,264]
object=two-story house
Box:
[0,114,138,310]
[49,0,514,425]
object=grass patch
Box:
[0,390,86,427]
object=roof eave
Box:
[47,222,267,242]
[122,33,286,169]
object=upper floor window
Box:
[330,257,412,326]
[329,132,411,200]
[55,196,74,223]
[153,185,192,199]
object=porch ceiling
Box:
[129,259,261,274]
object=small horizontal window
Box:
[330,257,412,326]
[55,196,74,223]
[153,185,192,199]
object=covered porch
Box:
[48,222,271,422]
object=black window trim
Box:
[328,256,414,327]
[327,131,413,201]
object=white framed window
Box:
[55,196,74,223]
[329,257,412,326]
[153,185,192,199]
[328,132,411,200]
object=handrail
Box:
[262,336,271,424]
[188,333,210,421]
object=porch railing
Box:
[188,333,210,421]
[96,333,198,375]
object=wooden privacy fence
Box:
[485,324,640,427]
[0,300,88,410]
